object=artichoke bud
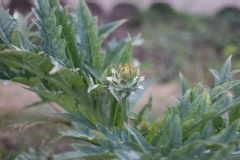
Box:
[137,121,152,136]
[106,63,145,99]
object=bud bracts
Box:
[106,64,145,98]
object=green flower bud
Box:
[106,63,145,99]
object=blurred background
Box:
[1,0,240,158]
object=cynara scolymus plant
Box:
[1,0,240,160]
[0,0,137,127]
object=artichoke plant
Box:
[106,63,145,99]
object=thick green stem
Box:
[122,95,129,124]
[122,94,130,135]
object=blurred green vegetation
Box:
[133,5,240,85]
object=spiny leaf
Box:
[152,108,173,146]
[124,123,155,154]
[229,105,240,123]
[209,80,240,100]
[178,89,191,122]
[54,150,114,160]
[134,96,152,126]
[188,88,210,121]
[58,130,94,140]
[221,55,232,75]
[98,19,127,42]
[183,132,201,145]
[93,130,125,153]
[170,115,182,148]
[182,98,240,138]
[169,143,206,160]
[104,38,126,69]
[73,144,104,153]
[0,7,38,52]
[11,29,39,53]
[109,98,123,128]
[190,82,203,102]
[210,55,240,87]
[84,61,102,82]
[201,121,213,139]
[207,121,240,144]
[49,0,80,69]
[0,50,111,123]
[182,112,216,138]
[76,0,103,71]
[119,40,132,65]
[147,123,159,143]
[208,93,232,112]
[55,111,97,130]
[115,150,141,160]
[28,88,78,115]
[0,8,18,45]
[96,124,118,142]
[32,0,72,67]
[179,72,190,96]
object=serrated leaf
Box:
[98,19,127,42]
[32,0,72,67]
[55,112,97,130]
[229,105,240,123]
[0,50,112,124]
[139,153,162,160]
[109,97,123,129]
[210,69,221,81]
[115,150,141,160]
[169,143,206,160]
[49,0,81,69]
[134,96,152,126]
[178,89,191,122]
[54,150,114,160]
[210,147,240,160]
[179,72,190,96]
[119,40,132,65]
[201,121,213,139]
[104,39,125,69]
[170,115,182,148]
[0,7,38,53]
[0,8,18,45]
[147,123,159,143]
[190,82,203,102]
[58,130,94,140]
[208,93,232,112]
[93,130,125,153]
[84,61,103,82]
[183,132,201,145]
[76,0,103,71]
[28,88,78,115]
[188,88,210,121]
[210,56,240,87]
[124,123,155,154]
[221,55,232,75]
[207,121,240,144]
[152,108,173,146]
[182,97,240,139]
[209,80,240,100]
[96,124,118,142]
[182,112,216,138]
